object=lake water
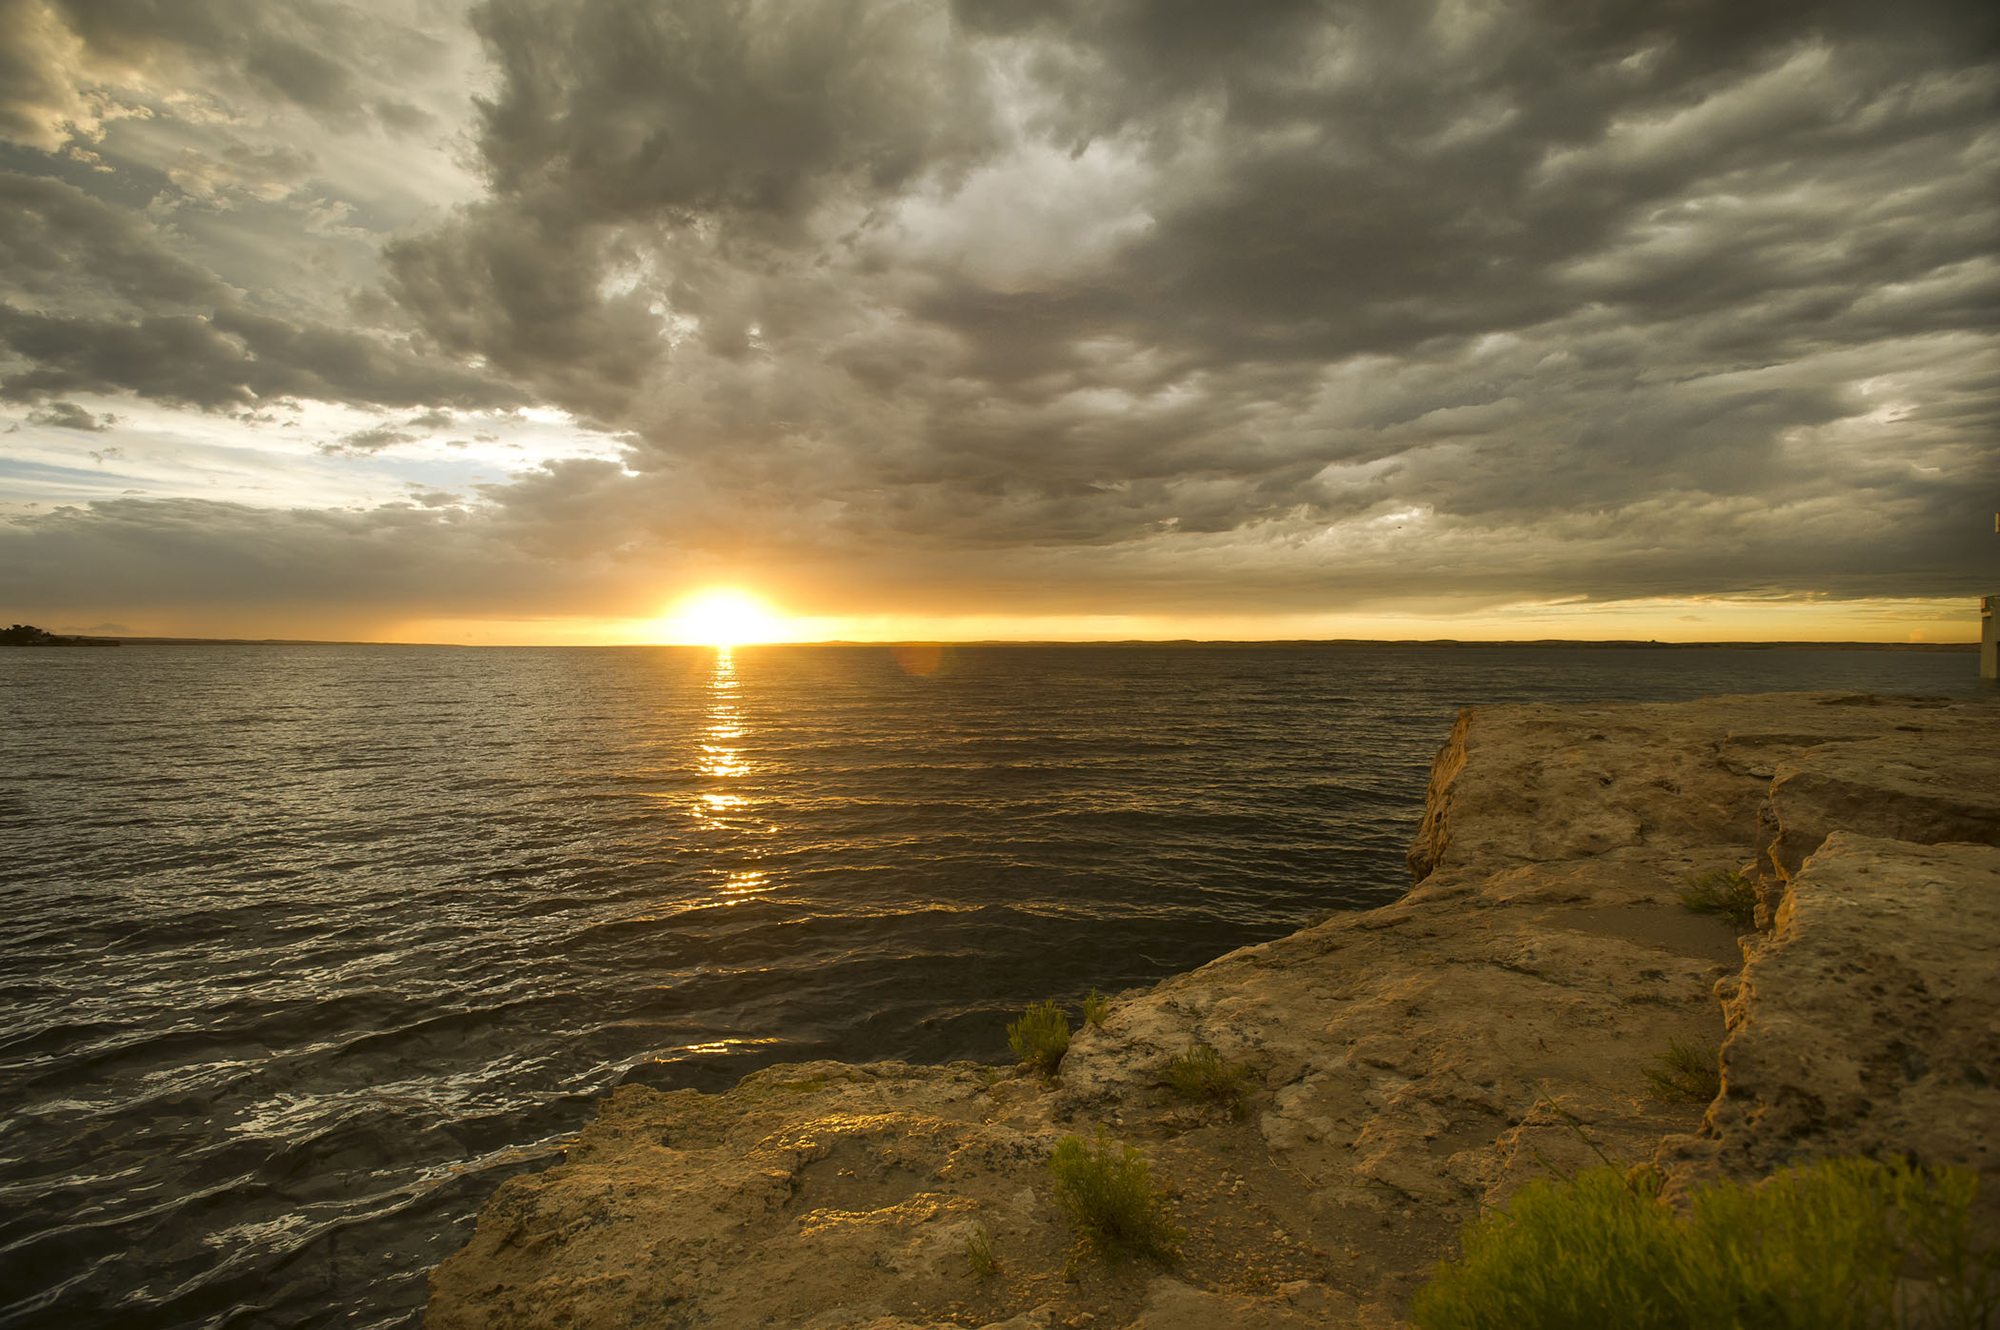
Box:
[0,643,1984,1328]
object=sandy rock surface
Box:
[1691,833,2000,1225]
[426,691,1999,1329]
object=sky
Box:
[0,0,1995,644]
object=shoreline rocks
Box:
[426,691,1999,1329]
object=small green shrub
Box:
[1048,1127,1184,1266]
[1679,869,1760,929]
[1645,1037,1722,1104]
[963,1226,1000,1278]
[1167,1042,1253,1115]
[1006,999,1071,1073]
[1411,1157,1999,1330]
[1082,987,1110,1028]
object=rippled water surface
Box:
[0,643,1982,1327]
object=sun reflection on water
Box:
[698,648,747,781]
[695,647,775,898]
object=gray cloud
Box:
[26,398,111,430]
[384,0,1004,421]
[0,170,228,313]
[473,0,997,218]
[0,489,703,634]
[367,0,1998,605]
[325,425,417,454]
[2,496,551,614]
[0,0,471,148]
[384,206,662,421]
[0,169,529,412]
[0,0,96,150]
[0,303,528,410]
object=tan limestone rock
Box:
[1704,833,2000,1228]
[1757,721,2000,879]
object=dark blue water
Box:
[0,643,1983,1328]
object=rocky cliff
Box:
[426,692,2000,1330]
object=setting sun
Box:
[662,588,787,646]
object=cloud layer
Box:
[3,0,1997,633]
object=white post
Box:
[1984,594,1999,682]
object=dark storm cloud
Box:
[0,170,528,411]
[0,171,228,313]
[925,4,1998,375]
[384,0,1001,419]
[384,205,662,421]
[359,0,2000,616]
[469,0,998,217]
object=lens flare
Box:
[892,643,949,677]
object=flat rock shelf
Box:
[425,691,2000,1330]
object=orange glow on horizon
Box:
[375,593,1981,648]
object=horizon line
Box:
[76,634,1982,650]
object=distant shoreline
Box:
[32,636,1981,651]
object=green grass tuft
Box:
[1048,1127,1184,1266]
[1081,987,1110,1028]
[963,1226,1000,1278]
[1644,1036,1722,1104]
[1006,999,1071,1073]
[1411,1157,1999,1330]
[1679,868,1760,929]
[1167,1042,1253,1115]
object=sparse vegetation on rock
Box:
[1678,868,1759,929]
[1047,1126,1183,1267]
[963,1226,1000,1278]
[1644,1036,1722,1104]
[1166,1042,1252,1116]
[1006,999,1071,1073]
[1412,1157,1999,1330]
[1081,987,1110,1028]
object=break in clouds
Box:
[1,0,1997,628]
